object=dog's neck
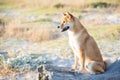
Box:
[68,17,85,34]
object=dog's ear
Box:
[66,12,74,20]
[63,12,73,16]
[63,13,67,16]
[63,12,74,20]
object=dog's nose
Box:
[67,26,69,29]
[57,26,60,28]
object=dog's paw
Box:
[71,68,78,72]
[78,69,89,74]
[89,72,95,74]
[71,65,78,71]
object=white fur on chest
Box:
[68,31,82,50]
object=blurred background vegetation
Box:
[0,0,120,78]
[0,0,120,42]
[0,0,120,9]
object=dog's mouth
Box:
[61,26,69,32]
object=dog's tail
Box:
[104,58,115,68]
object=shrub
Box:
[5,54,51,71]
[91,2,111,8]
[53,3,65,9]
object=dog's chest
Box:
[68,31,81,49]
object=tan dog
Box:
[58,12,106,74]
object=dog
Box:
[57,12,107,74]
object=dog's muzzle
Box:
[57,26,69,32]
[61,26,69,32]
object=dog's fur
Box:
[58,12,107,74]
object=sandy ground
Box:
[0,38,120,80]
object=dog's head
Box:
[58,12,74,32]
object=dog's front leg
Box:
[72,54,79,70]
[69,42,79,70]
[78,49,85,69]
[78,49,88,73]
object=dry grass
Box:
[0,68,16,76]
[0,64,24,78]
[1,21,60,42]
[0,56,17,76]
[1,0,120,9]
[88,25,120,41]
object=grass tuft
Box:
[88,25,120,42]
[1,21,60,42]
[90,2,118,8]
[53,3,65,9]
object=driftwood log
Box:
[38,59,120,80]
